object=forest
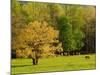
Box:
[11,0,96,63]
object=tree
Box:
[21,2,51,24]
[12,21,61,65]
[49,4,65,26]
[70,6,85,51]
[11,0,25,50]
[49,4,85,55]
[57,16,73,54]
[81,6,96,54]
[49,4,74,55]
[56,6,85,55]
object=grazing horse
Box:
[85,56,90,59]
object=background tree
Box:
[57,16,73,55]
[70,6,85,54]
[81,6,96,54]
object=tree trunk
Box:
[32,58,38,65]
[32,49,39,65]
[32,58,36,65]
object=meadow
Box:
[11,54,96,75]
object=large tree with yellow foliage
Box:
[12,21,62,57]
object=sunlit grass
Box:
[11,54,96,75]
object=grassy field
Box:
[11,54,96,75]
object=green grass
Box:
[11,54,96,75]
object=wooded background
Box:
[11,0,96,58]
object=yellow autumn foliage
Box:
[12,21,62,58]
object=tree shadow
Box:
[11,64,33,68]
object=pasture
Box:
[11,54,96,75]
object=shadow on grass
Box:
[11,64,33,67]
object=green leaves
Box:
[57,16,73,51]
